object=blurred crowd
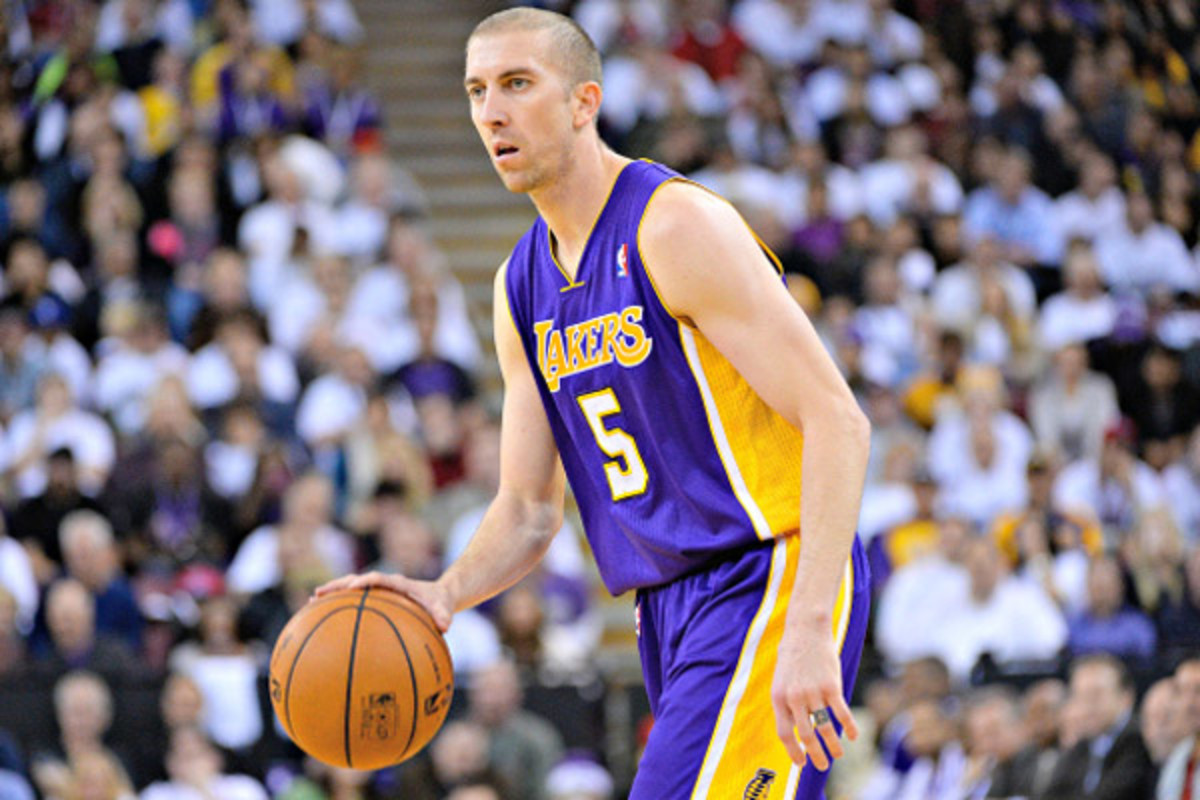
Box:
[2,0,1200,798]
[564,0,1200,796]
[0,0,609,798]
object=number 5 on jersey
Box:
[576,388,648,501]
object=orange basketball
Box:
[268,587,454,770]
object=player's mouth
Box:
[493,142,520,164]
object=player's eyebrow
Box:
[464,67,535,89]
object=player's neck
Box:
[532,144,631,279]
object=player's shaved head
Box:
[468,7,602,90]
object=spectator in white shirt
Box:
[805,42,911,128]
[865,0,923,67]
[345,218,481,372]
[931,235,1036,340]
[931,537,1067,681]
[731,0,822,68]
[94,305,189,435]
[689,142,791,223]
[168,596,263,751]
[267,252,357,360]
[0,516,37,634]
[1095,191,1199,295]
[926,366,1033,489]
[860,698,983,800]
[5,373,115,498]
[238,156,338,310]
[573,0,670,56]
[249,0,362,47]
[854,257,920,385]
[1029,343,1120,464]
[334,155,420,264]
[140,725,267,800]
[859,125,964,226]
[599,38,725,138]
[876,516,973,667]
[95,0,194,55]
[225,472,355,596]
[1054,419,1167,539]
[203,402,265,502]
[295,344,372,449]
[1054,150,1126,246]
[1037,244,1118,350]
[939,416,1029,528]
[186,309,299,415]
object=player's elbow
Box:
[814,394,871,453]
[520,498,563,551]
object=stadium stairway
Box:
[355,0,644,697]
[357,0,534,390]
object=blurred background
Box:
[0,0,1199,798]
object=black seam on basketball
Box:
[361,593,450,658]
[283,606,358,743]
[362,605,421,759]
[343,589,370,768]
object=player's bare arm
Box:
[315,261,566,630]
[639,181,871,769]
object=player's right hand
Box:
[313,571,454,633]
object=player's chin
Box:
[495,170,534,194]
[491,162,535,192]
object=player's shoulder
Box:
[493,254,509,279]
[640,178,744,252]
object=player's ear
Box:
[572,80,602,129]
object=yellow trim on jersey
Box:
[497,258,520,339]
[547,161,637,290]
[691,540,856,798]
[635,174,786,326]
[637,179,688,321]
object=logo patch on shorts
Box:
[744,768,776,798]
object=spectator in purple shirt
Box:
[302,44,381,155]
[1068,553,1157,661]
[216,51,290,144]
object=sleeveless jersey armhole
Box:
[636,177,787,330]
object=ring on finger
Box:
[809,707,831,727]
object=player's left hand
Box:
[771,616,858,771]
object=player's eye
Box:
[509,77,529,90]
[466,85,484,100]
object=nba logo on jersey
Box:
[616,243,628,277]
[743,768,776,798]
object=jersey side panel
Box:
[681,325,806,539]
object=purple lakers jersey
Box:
[503,160,806,595]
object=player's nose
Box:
[477,90,508,128]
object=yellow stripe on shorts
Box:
[690,537,855,798]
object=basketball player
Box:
[318,8,871,797]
